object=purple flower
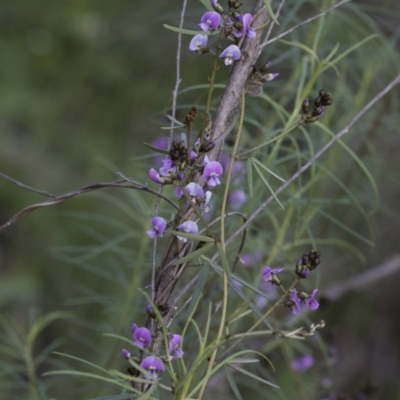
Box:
[233,14,256,38]
[203,160,223,187]
[220,45,241,66]
[305,289,319,311]
[132,324,152,349]
[261,73,279,82]
[289,289,301,315]
[199,11,220,32]
[121,349,131,360]
[151,136,168,164]
[176,182,205,201]
[159,159,176,176]
[146,216,167,239]
[176,221,199,242]
[291,354,315,372]
[189,34,208,52]
[140,356,165,379]
[149,168,164,184]
[169,333,184,360]
[262,266,283,282]
[220,154,244,184]
[228,189,247,209]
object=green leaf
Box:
[165,114,185,127]
[173,242,215,265]
[143,142,169,155]
[252,160,285,210]
[198,0,213,11]
[216,243,231,280]
[229,365,279,389]
[225,366,244,400]
[246,158,253,198]
[163,24,219,36]
[170,231,215,242]
[186,262,209,318]
[251,157,286,182]
[262,0,279,25]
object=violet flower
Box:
[176,182,205,201]
[121,349,131,360]
[189,34,208,52]
[159,159,176,177]
[203,159,223,187]
[176,221,199,242]
[305,289,319,311]
[132,324,152,349]
[233,14,256,38]
[149,168,164,184]
[146,216,167,239]
[291,354,315,372]
[169,333,184,360]
[220,45,241,66]
[199,11,220,31]
[140,356,165,379]
[289,289,301,315]
[262,266,283,283]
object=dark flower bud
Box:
[228,0,236,8]
[211,0,224,14]
[314,96,322,107]
[233,21,243,31]
[301,98,309,114]
[199,141,215,153]
[260,61,272,73]
[233,1,243,9]
[298,291,309,301]
[169,148,180,161]
[270,272,281,286]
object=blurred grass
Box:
[0,0,400,399]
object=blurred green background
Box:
[1,0,400,399]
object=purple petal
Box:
[291,354,314,372]
[189,34,208,51]
[121,349,131,360]
[199,11,220,31]
[149,168,164,184]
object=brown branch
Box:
[0,172,56,198]
[322,254,400,302]
[0,177,178,233]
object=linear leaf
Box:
[163,24,219,36]
[262,0,279,25]
[173,242,215,265]
[170,231,215,242]
[247,158,253,198]
[251,157,286,182]
[165,114,185,127]
[186,263,209,318]
[225,366,244,400]
[252,160,285,210]
[216,243,231,280]
[143,142,169,155]
[229,365,279,389]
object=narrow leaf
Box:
[262,0,279,25]
[170,231,215,242]
[163,24,218,36]
[251,157,286,182]
[186,263,209,318]
[173,242,215,265]
[216,243,231,280]
[165,114,185,127]
[225,366,244,400]
[252,160,285,210]
[230,365,279,388]
[247,158,253,198]
[143,142,169,155]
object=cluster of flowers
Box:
[261,250,322,315]
[147,132,224,241]
[189,1,257,66]
[121,322,183,380]
[301,89,333,123]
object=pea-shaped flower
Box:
[233,14,256,38]
[220,45,241,66]
[140,356,165,379]
[203,158,223,187]
[146,216,167,239]
[176,221,199,242]
[132,324,152,349]
[189,34,208,52]
[169,333,184,360]
[199,11,220,31]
